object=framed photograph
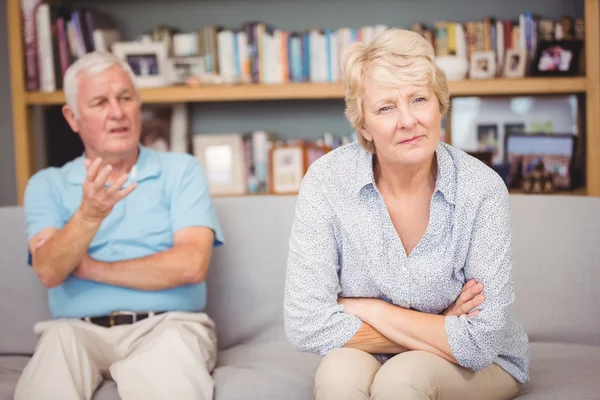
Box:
[112,41,169,88]
[504,122,525,135]
[192,134,246,195]
[505,133,576,189]
[470,51,496,79]
[140,103,189,153]
[168,56,205,85]
[270,145,305,194]
[531,40,583,76]
[269,143,330,194]
[503,49,527,78]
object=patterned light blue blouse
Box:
[283,141,529,383]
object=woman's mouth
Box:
[400,135,423,145]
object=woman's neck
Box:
[374,154,437,198]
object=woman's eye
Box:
[413,97,426,104]
[379,106,392,113]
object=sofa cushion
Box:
[213,336,320,400]
[510,196,600,347]
[0,356,29,400]
[0,207,50,355]
[516,342,600,399]
[207,196,297,350]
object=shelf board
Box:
[25,77,587,105]
[509,187,588,196]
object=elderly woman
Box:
[283,28,528,400]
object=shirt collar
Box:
[352,141,457,205]
[67,145,161,185]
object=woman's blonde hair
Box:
[342,28,450,153]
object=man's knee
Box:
[315,348,380,400]
[371,351,444,398]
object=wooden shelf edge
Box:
[25,77,587,105]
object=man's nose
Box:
[108,98,125,118]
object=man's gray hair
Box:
[63,51,138,117]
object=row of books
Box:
[413,14,585,76]
[22,0,586,92]
[21,1,121,92]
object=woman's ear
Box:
[359,126,373,143]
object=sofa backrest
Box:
[1,195,599,355]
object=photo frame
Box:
[140,103,189,153]
[531,40,583,76]
[192,134,246,195]
[168,56,205,85]
[503,49,527,78]
[112,41,169,88]
[470,51,496,79]
[505,133,576,190]
[269,143,329,194]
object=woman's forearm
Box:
[353,299,458,363]
[343,321,408,354]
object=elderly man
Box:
[14,51,224,400]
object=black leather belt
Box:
[82,311,165,327]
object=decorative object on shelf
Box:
[503,49,527,78]
[167,56,205,85]
[192,134,246,195]
[476,124,500,164]
[112,41,169,88]
[469,51,496,79]
[531,40,583,77]
[435,56,469,81]
[520,159,555,194]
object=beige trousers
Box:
[315,348,520,400]
[14,311,217,400]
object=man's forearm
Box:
[33,210,100,288]
[81,244,209,291]
[364,301,457,363]
[343,322,408,354]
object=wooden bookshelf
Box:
[24,77,588,105]
[7,0,600,204]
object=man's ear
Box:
[62,104,80,133]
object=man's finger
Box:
[86,158,103,181]
[114,182,137,202]
[94,165,113,191]
[106,174,129,196]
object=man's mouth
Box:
[109,127,129,134]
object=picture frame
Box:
[531,40,583,76]
[505,133,576,190]
[167,56,205,85]
[112,41,170,88]
[192,134,246,195]
[469,51,496,79]
[140,103,189,153]
[503,48,527,78]
[269,143,329,194]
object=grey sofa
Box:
[1,195,599,400]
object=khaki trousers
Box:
[315,348,520,400]
[14,311,217,400]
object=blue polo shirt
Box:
[23,146,224,319]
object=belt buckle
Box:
[109,311,137,327]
